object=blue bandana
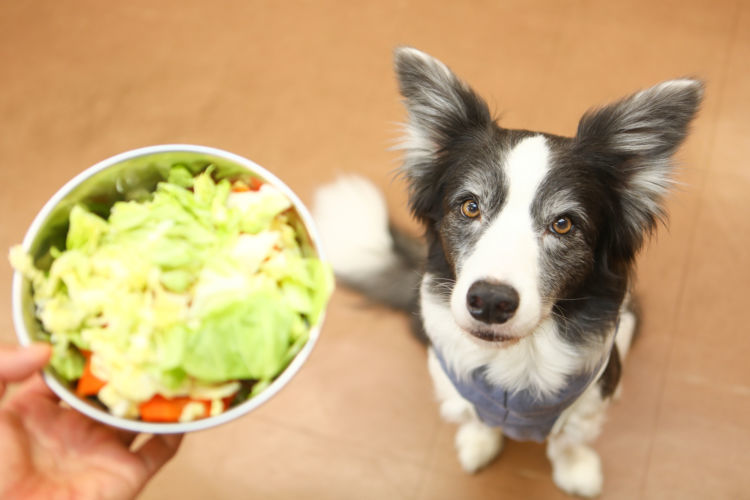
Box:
[433,340,614,443]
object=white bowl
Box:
[12,144,329,434]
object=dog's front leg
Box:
[427,348,504,473]
[546,384,611,498]
[547,302,636,497]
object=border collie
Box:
[314,47,702,497]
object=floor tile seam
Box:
[701,0,746,174]
[252,413,436,500]
[251,412,436,469]
[667,363,750,396]
[636,3,744,496]
[416,433,554,489]
[401,419,446,500]
[657,402,750,437]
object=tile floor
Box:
[1,1,748,498]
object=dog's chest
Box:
[433,346,607,442]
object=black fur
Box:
[393,48,702,355]
[331,48,701,401]
[336,223,424,313]
[575,81,704,263]
[598,343,622,398]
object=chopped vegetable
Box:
[75,352,107,397]
[11,167,333,422]
[230,176,264,193]
[138,394,211,423]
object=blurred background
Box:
[1,1,748,498]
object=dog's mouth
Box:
[466,328,520,345]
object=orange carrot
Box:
[76,352,107,397]
[232,178,264,193]
[222,394,235,408]
[138,395,211,423]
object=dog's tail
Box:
[312,176,427,337]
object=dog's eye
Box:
[550,216,573,235]
[461,199,481,219]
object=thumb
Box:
[0,343,51,382]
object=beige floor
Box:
[1,1,749,498]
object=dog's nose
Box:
[466,281,519,324]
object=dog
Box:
[313,47,702,497]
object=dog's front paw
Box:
[454,421,503,474]
[550,445,603,498]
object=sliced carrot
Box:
[231,177,264,193]
[222,394,235,408]
[139,395,186,422]
[76,352,107,397]
[138,395,211,423]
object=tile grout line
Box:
[411,419,449,500]
[635,2,745,497]
[251,405,446,500]
[251,410,433,468]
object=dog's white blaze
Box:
[451,135,550,337]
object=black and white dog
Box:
[314,47,702,497]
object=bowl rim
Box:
[11,144,328,434]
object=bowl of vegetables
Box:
[10,144,333,433]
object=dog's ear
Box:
[394,47,493,221]
[576,79,704,261]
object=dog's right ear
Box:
[394,47,493,221]
[575,79,704,262]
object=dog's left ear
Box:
[576,79,704,260]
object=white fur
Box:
[398,47,454,80]
[424,271,629,497]
[425,294,619,490]
[428,348,504,473]
[315,165,629,497]
[317,52,663,497]
[315,155,627,498]
[427,347,476,423]
[455,420,504,474]
[612,79,698,156]
[423,274,611,397]
[546,383,610,497]
[424,272,625,495]
[616,300,636,361]
[451,135,550,340]
[397,122,436,163]
[548,441,604,498]
[603,80,700,221]
[312,176,395,280]
[396,47,471,127]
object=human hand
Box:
[0,343,183,500]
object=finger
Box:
[116,429,140,448]
[17,373,58,401]
[134,433,184,478]
[3,373,60,412]
[0,343,51,382]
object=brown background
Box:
[1,1,748,498]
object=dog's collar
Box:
[433,322,618,443]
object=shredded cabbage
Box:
[10,167,333,419]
